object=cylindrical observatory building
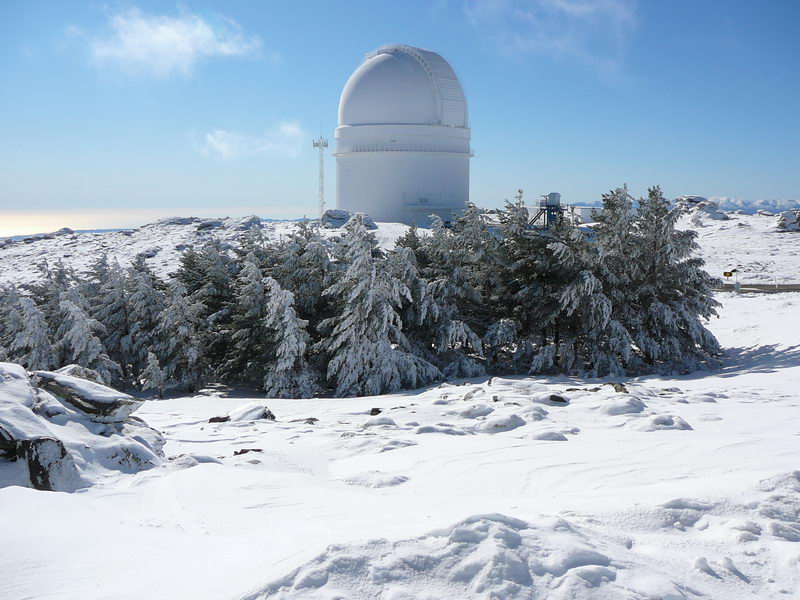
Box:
[335,44,470,225]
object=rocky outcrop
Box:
[1,362,162,492]
[33,371,142,423]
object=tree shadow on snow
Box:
[713,344,800,378]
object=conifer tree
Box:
[218,255,271,384]
[262,277,319,398]
[316,217,439,397]
[417,216,485,377]
[91,260,132,374]
[141,352,166,398]
[124,268,166,376]
[0,285,24,354]
[625,186,722,371]
[11,298,56,371]
[55,296,121,383]
[156,281,205,392]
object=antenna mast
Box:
[312,135,328,218]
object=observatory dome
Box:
[339,46,468,128]
[335,45,471,226]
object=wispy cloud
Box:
[79,7,265,78]
[462,0,638,76]
[200,122,306,160]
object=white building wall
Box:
[336,123,469,225]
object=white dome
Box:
[338,45,468,128]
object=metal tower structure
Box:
[312,136,328,218]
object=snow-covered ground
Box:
[681,211,800,285]
[1,206,797,287]
[1,290,799,599]
[2,208,800,598]
[0,216,410,287]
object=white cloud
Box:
[463,0,638,76]
[86,7,264,78]
[201,122,306,160]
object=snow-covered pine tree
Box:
[416,216,485,378]
[385,246,440,364]
[83,253,111,298]
[315,216,439,397]
[24,259,75,331]
[156,281,206,392]
[530,223,632,377]
[624,186,722,372]
[270,223,331,321]
[262,277,320,398]
[192,239,237,366]
[55,295,121,383]
[0,285,24,355]
[141,352,166,398]
[123,267,166,377]
[174,246,206,296]
[194,239,236,318]
[91,260,132,375]
[218,255,271,384]
[10,297,56,371]
[591,185,640,354]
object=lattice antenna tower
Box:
[312,132,328,218]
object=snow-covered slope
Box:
[1,291,799,599]
[0,216,411,287]
[681,210,800,285]
[1,207,797,287]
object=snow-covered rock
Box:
[320,209,377,230]
[1,363,161,491]
[601,396,646,415]
[477,414,526,433]
[633,414,693,432]
[223,215,261,230]
[675,196,730,223]
[33,371,141,423]
[228,402,276,422]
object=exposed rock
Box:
[136,247,161,259]
[18,437,78,491]
[605,382,628,394]
[33,371,141,423]
[196,219,224,231]
[321,209,352,228]
[208,415,230,423]
[233,448,263,456]
[1,362,162,492]
[369,407,382,416]
[549,394,568,403]
[228,402,276,422]
[223,215,261,230]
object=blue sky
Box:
[1,0,798,234]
